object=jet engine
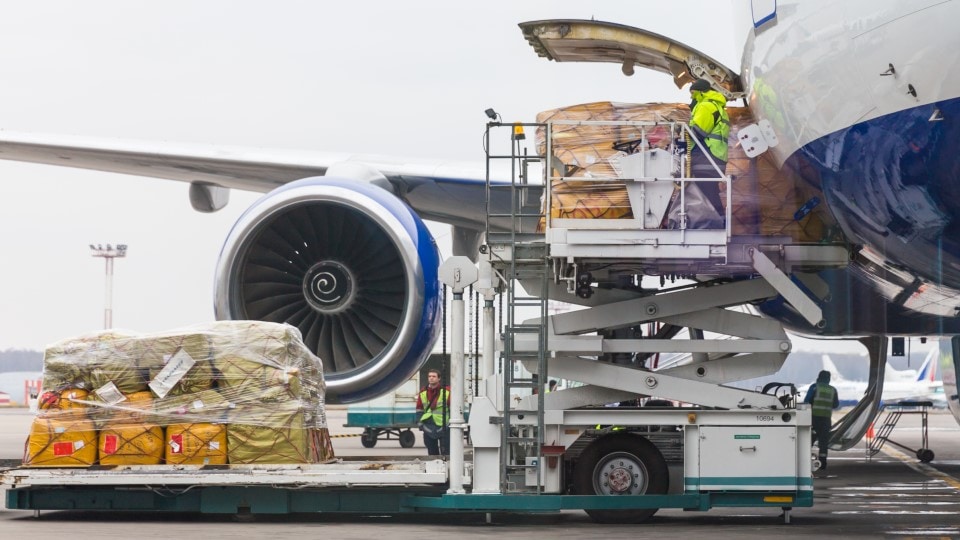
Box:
[214,177,441,403]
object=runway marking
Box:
[879,445,960,492]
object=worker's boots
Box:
[818,453,828,470]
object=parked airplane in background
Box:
[798,348,944,408]
[0,1,957,448]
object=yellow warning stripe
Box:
[329,433,362,438]
[879,445,960,492]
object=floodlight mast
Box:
[89,244,128,329]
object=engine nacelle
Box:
[215,177,441,403]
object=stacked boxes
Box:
[23,321,334,467]
[535,101,835,242]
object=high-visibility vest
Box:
[690,90,730,162]
[811,384,836,417]
[420,388,449,426]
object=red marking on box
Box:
[103,434,118,454]
[53,441,74,456]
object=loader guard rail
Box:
[543,119,732,263]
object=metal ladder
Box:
[484,121,550,493]
[867,401,934,462]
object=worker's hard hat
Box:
[690,79,711,92]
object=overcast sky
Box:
[0,1,717,349]
[0,1,867,357]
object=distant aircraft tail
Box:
[915,346,938,383]
[820,354,846,382]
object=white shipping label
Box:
[209,441,220,450]
[74,440,85,450]
[169,440,181,454]
[192,400,204,410]
[148,348,197,399]
[95,382,127,405]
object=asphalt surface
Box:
[1,407,958,538]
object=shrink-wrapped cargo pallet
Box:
[23,320,334,467]
[534,101,834,242]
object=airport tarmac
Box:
[1,406,958,538]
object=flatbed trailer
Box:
[3,424,812,519]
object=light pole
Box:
[89,244,128,329]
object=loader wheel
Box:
[399,429,416,448]
[917,448,934,463]
[573,433,669,524]
[361,429,378,448]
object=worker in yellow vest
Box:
[687,78,730,220]
[416,368,451,455]
[804,370,839,470]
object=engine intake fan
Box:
[215,177,441,403]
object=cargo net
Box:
[536,102,834,241]
[23,320,335,467]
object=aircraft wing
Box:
[0,130,505,230]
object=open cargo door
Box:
[520,19,743,99]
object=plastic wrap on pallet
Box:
[24,320,334,467]
[534,101,836,242]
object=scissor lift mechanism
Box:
[467,119,851,522]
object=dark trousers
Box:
[690,148,726,212]
[423,426,449,456]
[811,415,832,459]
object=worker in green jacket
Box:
[687,78,730,214]
[804,370,840,470]
[417,369,450,455]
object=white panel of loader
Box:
[695,425,798,490]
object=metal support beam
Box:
[546,356,784,409]
[438,256,478,495]
[551,279,777,335]
[751,248,823,327]
[518,384,636,411]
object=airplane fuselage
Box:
[742,0,960,338]
[740,0,960,422]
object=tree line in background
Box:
[0,349,43,372]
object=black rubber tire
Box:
[360,429,378,448]
[399,429,416,448]
[572,433,669,524]
[917,448,935,463]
